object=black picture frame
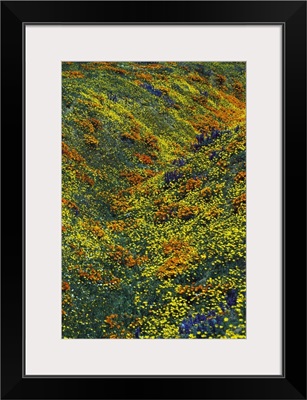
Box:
[1,1,306,399]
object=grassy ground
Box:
[62,61,246,339]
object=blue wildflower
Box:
[226,289,238,307]
[135,327,141,338]
[172,158,186,167]
[164,170,182,185]
[141,83,162,97]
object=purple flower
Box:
[226,289,238,307]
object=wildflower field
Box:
[62,61,246,339]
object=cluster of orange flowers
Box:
[163,239,188,255]
[91,224,105,239]
[200,186,212,199]
[78,267,102,283]
[77,98,103,110]
[107,220,126,232]
[144,133,159,150]
[108,245,148,268]
[74,118,95,134]
[233,80,245,100]
[215,73,226,87]
[134,153,153,165]
[135,62,163,70]
[135,72,153,81]
[188,72,205,83]
[62,70,85,79]
[103,277,121,289]
[157,256,189,279]
[84,134,99,147]
[89,117,102,130]
[121,130,141,143]
[104,314,120,328]
[81,220,105,238]
[62,198,79,213]
[157,239,197,279]
[176,284,206,300]
[120,170,144,186]
[204,206,224,221]
[109,195,132,215]
[233,193,246,213]
[190,114,220,134]
[62,142,85,163]
[75,171,95,186]
[192,95,208,107]
[235,171,246,182]
[179,178,201,194]
[62,281,70,291]
[154,203,178,223]
[177,205,199,220]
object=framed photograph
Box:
[1,1,306,399]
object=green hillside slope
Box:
[62,61,246,339]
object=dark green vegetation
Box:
[62,62,246,338]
